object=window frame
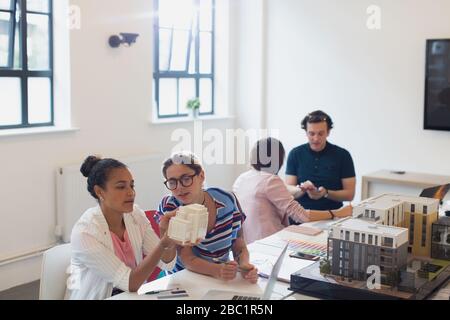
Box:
[0,0,54,130]
[153,0,215,119]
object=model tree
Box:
[319,258,331,274]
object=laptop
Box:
[419,184,450,203]
[202,243,289,300]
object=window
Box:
[362,233,366,243]
[368,234,373,245]
[153,0,215,118]
[382,237,393,248]
[409,214,415,245]
[370,210,375,219]
[345,231,350,241]
[0,0,53,129]
[354,232,360,243]
[421,215,427,247]
[423,205,427,214]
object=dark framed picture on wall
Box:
[424,39,450,131]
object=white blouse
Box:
[66,204,176,300]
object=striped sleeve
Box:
[265,175,310,223]
[155,195,179,224]
[230,192,246,240]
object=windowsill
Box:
[0,126,79,138]
[151,114,235,125]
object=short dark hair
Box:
[250,137,285,174]
[162,151,203,179]
[301,110,334,131]
[80,155,127,200]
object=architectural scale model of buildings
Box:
[168,204,209,244]
[291,194,450,298]
[327,218,409,284]
[353,194,440,257]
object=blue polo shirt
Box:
[285,142,355,210]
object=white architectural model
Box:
[329,218,409,250]
[168,204,209,244]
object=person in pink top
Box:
[233,138,352,244]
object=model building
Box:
[309,194,450,298]
[353,194,439,257]
[431,216,450,260]
[168,203,208,244]
[327,218,409,285]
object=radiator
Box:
[56,154,167,243]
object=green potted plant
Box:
[186,97,201,118]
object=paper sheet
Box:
[249,248,315,283]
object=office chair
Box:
[39,243,71,300]
[145,210,164,281]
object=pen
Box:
[145,287,180,295]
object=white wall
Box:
[0,0,235,291]
[263,0,450,200]
[230,0,271,177]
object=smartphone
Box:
[157,290,189,299]
[289,251,320,261]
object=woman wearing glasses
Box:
[155,151,258,284]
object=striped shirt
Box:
[156,188,246,273]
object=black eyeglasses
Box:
[164,173,198,190]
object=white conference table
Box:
[108,221,329,301]
[108,268,299,300]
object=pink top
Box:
[232,169,310,244]
[110,229,137,269]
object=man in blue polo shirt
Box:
[285,110,356,216]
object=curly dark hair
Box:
[80,155,127,200]
[301,110,334,131]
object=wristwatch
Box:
[329,210,335,219]
[323,188,329,199]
